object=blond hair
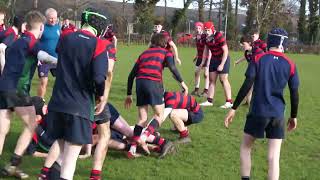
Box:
[25,10,46,30]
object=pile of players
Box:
[0,6,300,180]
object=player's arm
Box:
[224,61,256,128]
[125,62,138,109]
[220,44,229,67]
[112,36,117,49]
[168,40,181,65]
[202,45,211,67]
[102,43,117,102]
[287,67,300,131]
[235,57,245,65]
[166,53,188,94]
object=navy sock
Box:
[133,124,144,138]
[49,162,61,180]
[10,153,22,166]
[241,176,250,180]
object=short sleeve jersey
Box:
[0,31,40,92]
[205,31,227,60]
[245,51,300,118]
[48,30,109,121]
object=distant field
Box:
[1,45,319,180]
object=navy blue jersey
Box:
[48,30,109,121]
[246,51,299,118]
[0,27,18,46]
[0,31,40,91]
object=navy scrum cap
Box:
[267,28,288,50]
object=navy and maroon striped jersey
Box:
[244,47,265,62]
[253,39,267,52]
[135,47,173,82]
[195,33,206,59]
[0,31,40,92]
[0,27,18,46]
[164,91,201,113]
[0,24,5,32]
[104,28,115,42]
[48,30,109,120]
[205,31,227,60]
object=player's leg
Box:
[200,71,218,106]
[111,116,133,138]
[201,66,209,96]
[60,141,82,180]
[240,133,256,179]
[169,109,190,143]
[267,139,282,180]
[0,109,11,155]
[192,65,201,96]
[91,121,111,180]
[37,64,50,98]
[219,73,233,108]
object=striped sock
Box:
[90,170,101,180]
[179,129,189,138]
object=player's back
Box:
[250,51,297,117]
[49,30,100,119]
[136,47,170,82]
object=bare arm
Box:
[112,36,117,49]
[103,60,115,102]
[220,45,229,66]
[169,41,181,65]
[235,57,246,65]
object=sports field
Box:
[1,44,319,180]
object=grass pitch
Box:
[0,45,319,180]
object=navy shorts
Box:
[209,56,230,73]
[46,111,93,145]
[244,114,285,139]
[187,108,204,124]
[108,103,120,126]
[38,64,57,78]
[0,91,33,110]
[136,79,164,106]
[111,129,125,143]
[94,105,111,125]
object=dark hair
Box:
[251,28,260,35]
[12,16,23,32]
[151,33,167,48]
[240,35,252,44]
[81,8,108,36]
[154,18,164,26]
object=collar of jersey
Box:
[23,31,37,41]
[80,29,96,37]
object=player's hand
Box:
[37,60,42,66]
[234,61,239,67]
[181,82,188,95]
[287,118,297,132]
[95,96,106,115]
[217,64,224,72]
[124,95,133,109]
[175,58,182,65]
[224,109,236,128]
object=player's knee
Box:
[26,119,37,131]
[169,111,178,120]
[0,123,9,135]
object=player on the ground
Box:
[224,28,300,180]
[125,33,188,158]
[234,35,264,105]
[163,91,204,143]
[0,11,53,179]
[0,16,23,75]
[200,21,233,108]
[191,22,209,97]
[38,8,109,180]
[37,8,60,99]
[151,20,181,65]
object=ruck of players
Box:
[0,4,300,180]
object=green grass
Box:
[1,45,320,180]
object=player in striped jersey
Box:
[200,21,233,108]
[163,91,204,144]
[235,35,265,105]
[126,33,188,158]
[251,29,267,52]
[151,20,181,65]
[191,22,209,97]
